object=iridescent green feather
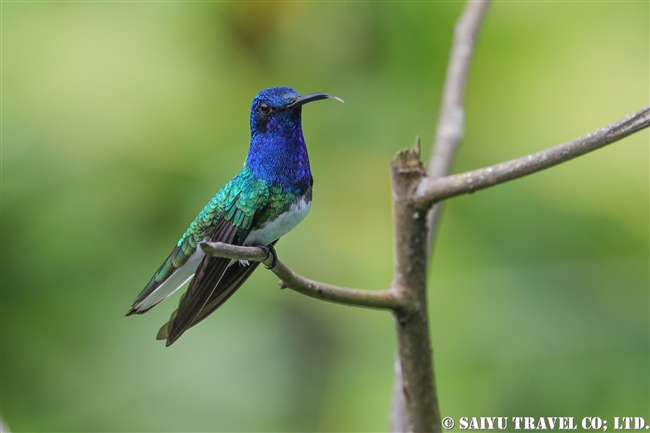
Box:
[254,184,312,228]
[150,165,269,286]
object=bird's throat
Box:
[246,119,312,191]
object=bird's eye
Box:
[259,102,271,115]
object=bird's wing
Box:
[126,187,227,316]
[159,177,270,345]
[172,239,280,332]
[125,246,203,315]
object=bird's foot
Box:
[257,244,278,269]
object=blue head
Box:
[246,87,340,192]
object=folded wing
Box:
[159,178,270,345]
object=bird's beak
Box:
[285,93,344,109]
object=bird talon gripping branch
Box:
[259,244,278,270]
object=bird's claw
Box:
[258,244,278,269]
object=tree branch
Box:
[392,1,491,431]
[199,242,402,310]
[389,357,409,432]
[428,0,491,180]
[390,146,440,433]
[415,106,650,211]
[425,0,491,256]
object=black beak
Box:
[285,93,344,109]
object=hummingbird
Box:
[126,87,342,346]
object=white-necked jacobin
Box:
[126,87,342,346]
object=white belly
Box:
[245,197,311,246]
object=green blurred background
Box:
[2,2,648,431]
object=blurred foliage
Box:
[1,2,648,432]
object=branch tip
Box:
[393,144,425,174]
[415,105,650,211]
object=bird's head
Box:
[250,87,343,136]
